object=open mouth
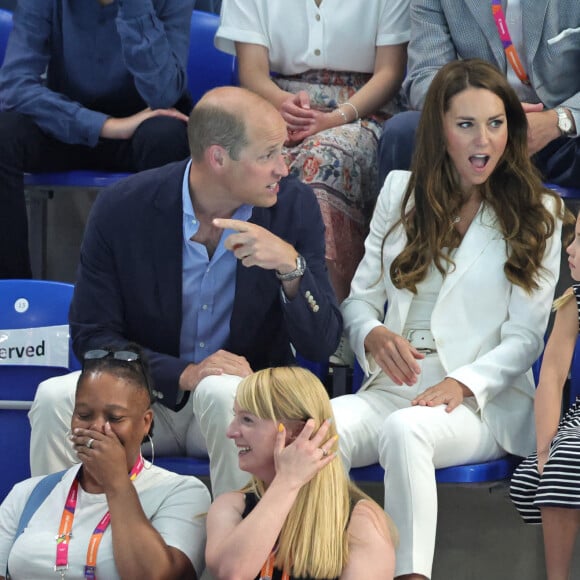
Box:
[237,446,251,455]
[469,154,490,169]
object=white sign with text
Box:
[0,325,69,367]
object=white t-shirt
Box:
[0,463,211,579]
[215,0,410,75]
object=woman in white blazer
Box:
[332,59,570,580]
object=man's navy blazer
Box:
[70,160,342,408]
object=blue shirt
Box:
[179,161,253,363]
[0,0,193,146]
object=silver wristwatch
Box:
[556,107,574,136]
[275,254,306,281]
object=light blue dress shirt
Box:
[179,161,253,363]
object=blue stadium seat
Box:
[0,280,79,501]
[154,455,210,478]
[187,10,236,104]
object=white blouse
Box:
[215,0,410,75]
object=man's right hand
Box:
[178,350,253,392]
[100,107,189,140]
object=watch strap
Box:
[275,254,306,281]
[556,107,574,136]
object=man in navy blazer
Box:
[378,0,580,189]
[29,87,342,496]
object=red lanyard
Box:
[55,455,145,579]
[491,0,530,85]
[260,551,290,580]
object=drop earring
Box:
[144,433,154,468]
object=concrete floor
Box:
[370,481,548,580]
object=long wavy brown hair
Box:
[387,59,569,293]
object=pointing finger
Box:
[213,218,251,232]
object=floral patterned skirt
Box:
[275,70,392,298]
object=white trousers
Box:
[28,371,248,497]
[331,356,504,578]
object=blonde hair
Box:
[553,288,576,311]
[235,367,395,578]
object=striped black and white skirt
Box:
[510,397,580,524]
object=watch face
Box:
[560,117,573,133]
[558,109,573,134]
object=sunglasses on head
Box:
[84,349,142,364]
[83,349,155,402]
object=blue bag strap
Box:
[6,470,67,578]
[15,470,67,538]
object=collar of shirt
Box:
[181,160,253,241]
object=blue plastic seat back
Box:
[0,280,80,391]
[23,170,133,189]
[0,280,79,502]
[154,456,210,478]
[188,10,236,104]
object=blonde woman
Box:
[205,366,396,579]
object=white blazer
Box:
[342,171,563,457]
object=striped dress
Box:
[509,284,580,524]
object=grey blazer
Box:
[404,0,580,119]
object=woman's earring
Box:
[145,433,154,468]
